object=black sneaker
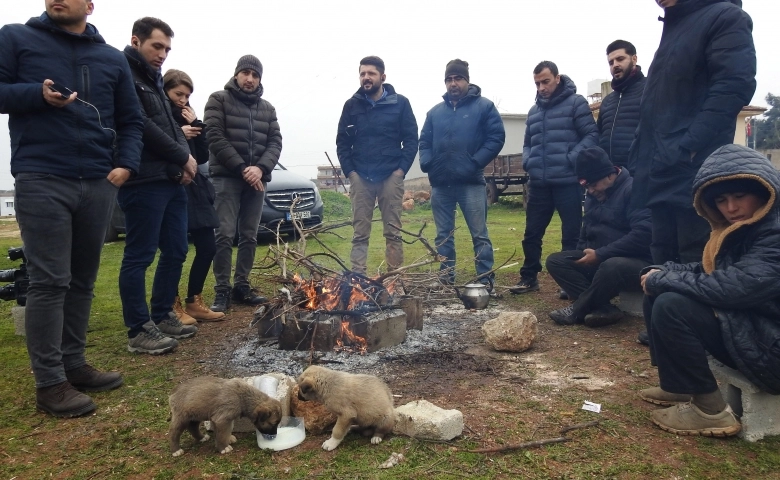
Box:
[559,289,569,300]
[232,285,268,305]
[549,305,581,325]
[637,329,650,346]
[584,304,623,328]
[157,312,198,339]
[509,278,539,294]
[211,288,231,313]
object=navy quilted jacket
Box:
[597,69,645,168]
[522,76,598,186]
[645,145,780,394]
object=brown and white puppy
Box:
[297,365,395,451]
[168,376,282,457]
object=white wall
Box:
[0,196,15,216]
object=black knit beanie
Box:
[445,59,469,81]
[576,147,616,185]
[702,178,770,209]
[234,55,263,78]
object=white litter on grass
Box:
[582,401,602,413]
[379,452,405,469]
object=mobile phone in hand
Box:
[565,255,584,260]
[48,84,71,99]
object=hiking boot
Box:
[549,305,581,325]
[584,304,623,328]
[157,312,198,339]
[186,294,226,322]
[639,386,693,406]
[509,278,539,294]
[232,285,268,305]
[66,364,123,393]
[172,296,197,325]
[637,329,650,346]
[211,288,231,313]
[36,381,96,418]
[651,403,741,437]
[559,288,569,300]
[128,321,179,354]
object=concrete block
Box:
[709,358,780,442]
[206,374,296,434]
[617,291,643,317]
[12,306,25,336]
[393,400,463,441]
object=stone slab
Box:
[393,399,463,441]
[617,291,644,317]
[12,306,25,336]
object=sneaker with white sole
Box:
[651,402,741,437]
[157,312,198,339]
[128,321,179,355]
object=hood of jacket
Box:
[535,75,577,109]
[26,12,105,43]
[225,77,264,105]
[442,84,482,107]
[693,145,780,273]
[662,0,741,21]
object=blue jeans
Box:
[118,181,188,337]
[520,183,583,280]
[15,174,118,388]
[431,184,494,283]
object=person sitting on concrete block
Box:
[638,145,780,437]
[546,147,652,327]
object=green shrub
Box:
[321,189,352,221]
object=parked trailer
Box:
[484,153,528,207]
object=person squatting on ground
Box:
[638,145,780,438]
[205,55,281,312]
[546,147,652,328]
[336,56,418,276]
[419,59,505,290]
[0,0,144,416]
[163,69,224,323]
[120,17,199,355]
[597,40,645,169]
[510,61,598,295]
[629,0,756,345]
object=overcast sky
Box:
[1,0,777,190]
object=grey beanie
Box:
[234,55,263,78]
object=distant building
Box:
[0,191,15,216]
[316,165,350,192]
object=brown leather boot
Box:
[66,364,123,392]
[36,381,96,418]
[185,294,226,322]
[173,295,197,325]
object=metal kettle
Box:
[454,283,490,310]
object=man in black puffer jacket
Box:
[597,40,645,169]
[205,55,282,311]
[510,61,598,295]
[546,148,652,327]
[638,145,780,437]
[120,17,199,356]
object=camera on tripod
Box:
[0,246,29,306]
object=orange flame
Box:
[335,320,367,354]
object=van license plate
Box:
[286,211,311,220]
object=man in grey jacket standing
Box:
[205,55,282,312]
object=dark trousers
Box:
[520,183,583,280]
[118,181,188,337]
[546,251,648,317]
[187,227,216,297]
[15,174,117,388]
[644,292,736,394]
[650,205,710,264]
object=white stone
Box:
[206,374,295,433]
[12,306,25,336]
[393,400,463,441]
[481,311,537,352]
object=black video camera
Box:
[0,246,29,306]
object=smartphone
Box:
[48,84,71,99]
[191,120,206,129]
[565,255,584,260]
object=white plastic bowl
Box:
[256,416,306,451]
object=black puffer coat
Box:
[169,102,219,231]
[597,68,645,169]
[123,46,190,186]
[577,168,652,263]
[628,0,756,209]
[522,75,598,186]
[204,79,282,182]
[644,145,780,394]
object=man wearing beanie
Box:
[204,54,281,311]
[419,59,505,289]
[336,56,418,276]
[545,147,652,327]
[510,60,598,295]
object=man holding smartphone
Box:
[0,0,143,417]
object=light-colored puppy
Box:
[168,376,282,457]
[297,365,395,451]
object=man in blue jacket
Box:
[419,59,506,289]
[336,56,418,275]
[511,61,598,294]
[0,0,143,417]
[546,148,652,327]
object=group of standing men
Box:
[0,1,280,417]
